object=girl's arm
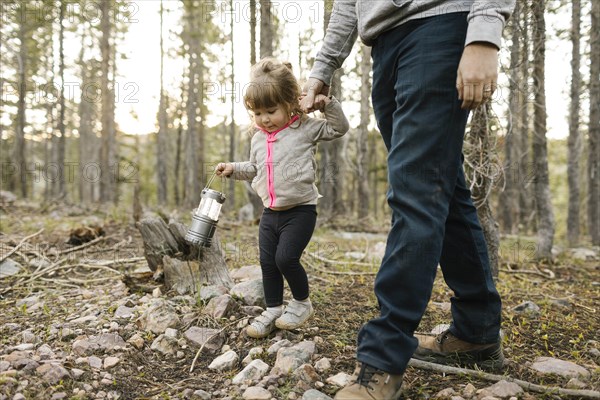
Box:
[216,156,258,182]
[310,96,350,142]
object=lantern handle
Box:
[204,169,227,195]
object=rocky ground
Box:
[1,201,599,400]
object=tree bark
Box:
[467,104,501,277]
[99,0,116,203]
[55,0,67,200]
[588,0,600,245]
[357,44,371,220]
[13,18,28,198]
[501,1,521,234]
[250,0,257,65]
[156,0,168,206]
[567,0,582,246]
[259,0,273,59]
[531,0,555,260]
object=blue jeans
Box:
[357,12,502,374]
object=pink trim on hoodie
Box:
[256,115,299,208]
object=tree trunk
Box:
[136,217,233,293]
[518,1,533,232]
[531,0,555,260]
[259,0,273,59]
[100,0,116,203]
[466,104,501,278]
[501,1,521,234]
[357,44,371,220]
[174,83,185,207]
[183,6,200,208]
[55,0,67,200]
[78,22,98,203]
[229,0,236,208]
[250,0,257,65]
[156,0,169,206]
[588,0,600,245]
[13,20,27,198]
[567,0,582,246]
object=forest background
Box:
[1,0,599,259]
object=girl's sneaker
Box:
[247,309,280,338]
[275,299,314,330]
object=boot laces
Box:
[355,364,384,391]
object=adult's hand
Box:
[456,42,499,110]
[300,77,329,113]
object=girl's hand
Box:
[216,163,234,177]
[313,94,331,112]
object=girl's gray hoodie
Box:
[230,98,349,209]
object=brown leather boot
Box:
[413,329,505,371]
[334,363,403,400]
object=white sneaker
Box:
[275,299,314,330]
[247,309,280,338]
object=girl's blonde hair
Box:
[244,57,303,119]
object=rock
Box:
[482,380,523,398]
[88,356,102,369]
[242,386,271,400]
[0,259,22,278]
[512,301,540,316]
[588,348,600,361]
[192,389,211,399]
[70,315,98,324]
[127,334,145,350]
[136,299,180,334]
[51,392,67,400]
[230,279,265,307]
[199,285,229,301]
[566,378,587,389]
[302,389,333,400]
[204,294,235,319]
[431,324,451,335]
[569,248,598,261]
[530,357,590,378]
[463,383,477,398]
[325,372,352,388]
[238,203,255,222]
[208,350,238,371]
[90,333,127,352]
[294,364,320,384]
[267,339,292,355]
[184,327,224,353]
[230,265,263,282]
[0,190,17,203]
[12,343,34,351]
[165,328,178,338]
[272,341,316,374]
[242,347,264,366]
[314,358,331,373]
[113,305,134,319]
[36,363,70,384]
[433,388,456,398]
[71,368,85,379]
[232,359,270,384]
[103,357,120,369]
[151,334,178,355]
[0,361,10,372]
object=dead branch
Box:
[305,251,378,269]
[58,235,111,255]
[408,359,600,399]
[305,260,377,276]
[189,318,245,373]
[500,267,555,279]
[0,229,44,263]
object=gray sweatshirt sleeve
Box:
[465,0,515,49]
[230,143,258,181]
[311,97,350,142]
[310,0,358,86]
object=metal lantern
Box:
[185,188,226,247]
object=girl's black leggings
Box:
[258,205,317,307]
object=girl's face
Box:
[252,104,290,133]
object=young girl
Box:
[216,58,349,338]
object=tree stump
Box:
[136,216,233,294]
